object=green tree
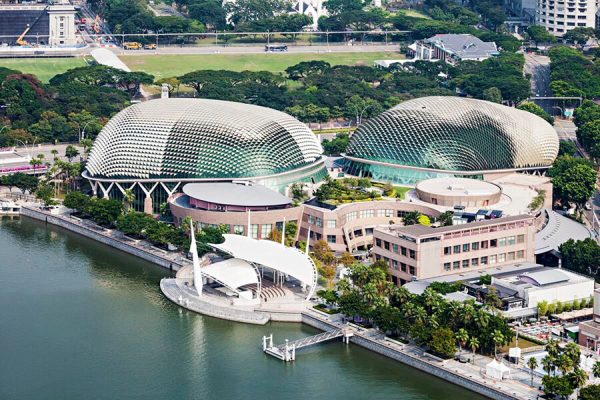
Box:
[482,87,502,103]
[592,361,600,378]
[64,145,80,162]
[188,0,227,30]
[527,356,538,387]
[563,27,595,48]
[526,25,556,47]
[116,211,155,237]
[558,140,577,156]
[548,155,596,209]
[517,101,554,125]
[537,300,549,317]
[417,215,430,226]
[455,328,469,359]
[429,327,456,359]
[88,198,123,226]
[491,329,504,358]
[63,191,91,213]
[35,182,56,206]
[469,337,479,364]
[580,384,600,400]
[402,211,422,226]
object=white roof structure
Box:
[183,182,292,207]
[486,359,511,380]
[211,234,318,299]
[535,209,592,254]
[201,258,259,292]
[90,48,131,72]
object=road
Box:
[523,52,553,114]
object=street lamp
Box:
[79,121,93,142]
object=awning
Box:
[201,258,258,292]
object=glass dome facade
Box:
[345,97,559,185]
[86,98,324,181]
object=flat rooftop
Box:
[182,182,292,207]
[416,177,500,196]
[380,214,533,238]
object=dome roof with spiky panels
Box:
[86,98,323,180]
[346,96,559,172]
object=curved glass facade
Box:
[346,97,559,185]
[86,98,323,180]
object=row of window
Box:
[443,250,525,271]
[307,215,336,228]
[376,255,417,276]
[345,209,395,223]
[375,238,416,259]
[443,235,525,255]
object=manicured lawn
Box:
[398,9,431,19]
[394,186,412,200]
[120,51,403,79]
[0,57,89,82]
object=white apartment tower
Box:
[536,0,597,36]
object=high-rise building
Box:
[535,0,597,36]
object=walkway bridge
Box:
[262,327,353,362]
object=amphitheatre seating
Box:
[240,281,289,301]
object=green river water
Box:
[0,216,485,400]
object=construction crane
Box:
[15,6,49,47]
[16,24,31,46]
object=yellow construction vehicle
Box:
[16,24,31,46]
[123,42,142,50]
[143,43,157,50]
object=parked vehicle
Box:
[123,42,142,50]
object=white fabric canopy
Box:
[201,258,258,292]
[211,234,317,294]
[486,360,511,380]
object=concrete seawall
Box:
[20,206,183,271]
[301,312,524,400]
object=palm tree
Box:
[546,339,559,358]
[592,360,600,378]
[456,328,469,360]
[556,353,573,375]
[571,367,588,397]
[474,309,490,330]
[462,302,475,326]
[492,330,504,359]
[527,357,538,387]
[563,342,581,367]
[469,337,479,364]
[50,149,58,162]
[123,188,135,212]
[541,355,556,377]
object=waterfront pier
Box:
[263,328,353,362]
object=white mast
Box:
[305,226,311,256]
[190,230,203,296]
[281,217,286,246]
[247,210,252,238]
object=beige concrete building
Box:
[372,215,537,285]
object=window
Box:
[378,209,393,217]
[517,250,524,259]
[327,219,336,228]
[498,253,506,263]
[507,252,515,261]
[360,209,374,219]
[471,258,479,267]
[233,225,244,235]
[375,238,382,247]
[490,255,497,264]
[365,228,374,235]
[250,224,259,239]
[346,212,357,222]
[409,266,416,276]
[401,263,407,272]
[353,229,363,237]
[308,215,315,225]
[462,243,470,252]
[462,259,469,268]
[481,240,489,249]
[393,244,399,254]
[409,249,416,259]
[481,256,488,265]
[260,224,272,239]
[490,239,498,248]
[453,245,461,254]
[444,246,451,255]
[472,242,479,251]
[392,260,398,270]
[327,235,336,244]
[517,234,525,244]
[316,217,323,228]
[401,247,407,256]
[444,262,451,271]
[498,238,506,247]
[507,236,515,246]
[384,241,390,251]
[453,261,460,270]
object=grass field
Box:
[0,57,88,82]
[120,51,403,79]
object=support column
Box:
[144,196,153,214]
